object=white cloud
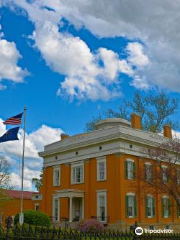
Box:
[0,118,63,190]
[0,22,28,88]
[126,42,149,68]
[56,0,180,92]
[6,0,180,96]
[2,0,135,101]
[31,21,133,100]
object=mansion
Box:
[36,114,180,230]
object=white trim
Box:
[146,195,154,218]
[126,159,135,180]
[126,192,135,196]
[53,166,61,186]
[71,162,84,184]
[145,162,152,165]
[34,203,40,211]
[126,158,134,163]
[96,189,108,193]
[126,193,136,218]
[52,198,60,222]
[162,195,169,199]
[31,194,43,201]
[97,191,107,223]
[54,189,84,198]
[97,157,107,181]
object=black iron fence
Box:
[1,224,180,240]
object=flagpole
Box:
[20,106,26,225]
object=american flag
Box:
[3,113,23,125]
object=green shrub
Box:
[14,210,51,227]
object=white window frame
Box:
[71,162,84,184]
[177,169,180,185]
[53,166,61,187]
[53,198,60,222]
[97,157,107,181]
[97,190,107,223]
[34,203,40,211]
[162,195,170,218]
[146,195,154,218]
[126,193,136,218]
[126,159,135,179]
[145,162,153,181]
[162,165,168,183]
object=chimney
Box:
[61,133,69,140]
[163,125,172,139]
[131,113,142,130]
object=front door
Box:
[72,198,82,220]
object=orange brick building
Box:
[38,114,180,230]
[0,190,42,224]
[3,114,177,230]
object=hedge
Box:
[14,210,51,227]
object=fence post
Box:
[133,221,138,240]
[5,216,13,240]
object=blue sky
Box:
[0,0,180,190]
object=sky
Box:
[0,0,180,190]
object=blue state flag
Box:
[0,127,20,143]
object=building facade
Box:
[0,190,42,224]
[39,114,180,231]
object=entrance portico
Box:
[53,189,84,222]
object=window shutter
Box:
[153,197,155,217]
[145,196,148,218]
[125,195,129,217]
[133,162,136,179]
[125,161,128,179]
[162,198,165,218]
[134,196,137,218]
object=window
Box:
[177,169,180,185]
[71,163,84,184]
[35,204,40,211]
[53,199,59,221]
[144,163,153,181]
[146,195,155,218]
[162,166,168,183]
[162,196,171,218]
[97,191,107,222]
[53,167,60,186]
[97,158,106,181]
[177,206,180,218]
[149,226,154,230]
[125,160,136,179]
[126,193,137,218]
[0,213,3,224]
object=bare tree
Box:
[85,91,179,132]
[131,137,180,209]
[0,155,11,189]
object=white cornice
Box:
[39,125,169,168]
[39,126,165,158]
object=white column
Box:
[69,197,73,222]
